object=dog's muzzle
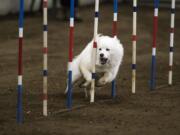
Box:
[100,57,108,65]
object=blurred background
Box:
[0,0,180,16]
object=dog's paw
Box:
[97,78,108,86]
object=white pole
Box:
[43,0,48,116]
[132,0,137,94]
[90,0,99,103]
[168,0,176,85]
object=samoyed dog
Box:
[65,35,124,95]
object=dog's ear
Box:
[113,36,121,43]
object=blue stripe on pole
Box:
[92,73,96,79]
[95,12,99,17]
[150,55,156,90]
[133,6,138,12]
[171,8,175,14]
[170,47,174,52]
[154,0,159,8]
[19,0,24,28]
[111,80,116,98]
[113,0,118,13]
[43,70,48,76]
[43,25,48,31]
[67,71,72,108]
[70,0,75,18]
[17,85,23,123]
[132,64,136,69]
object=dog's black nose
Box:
[100,53,104,57]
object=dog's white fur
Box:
[66,35,124,93]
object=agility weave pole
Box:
[150,0,159,90]
[132,0,137,94]
[43,0,48,116]
[168,0,176,85]
[90,0,100,103]
[67,0,75,108]
[17,0,24,124]
[111,0,118,97]
[112,0,118,37]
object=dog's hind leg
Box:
[84,88,88,98]
[79,79,89,88]
[78,80,89,98]
[79,81,91,88]
[79,65,92,87]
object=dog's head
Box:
[96,36,114,65]
[96,35,123,66]
[97,45,111,65]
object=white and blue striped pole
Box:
[17,0,24,124]
[43,0,48,116]
[150,0,159,90]
[67,0,75,108]
[90,0,99,103]
[168,0,176,85]
[132,0,137,94]
[111,0,118,98]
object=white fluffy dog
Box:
[65,35,124,95]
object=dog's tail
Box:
[64,86,68,94]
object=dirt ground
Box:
[0,3,180,135]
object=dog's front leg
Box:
[98,72,113,86]
[98,65,120,86]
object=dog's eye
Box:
[106,48,110,51]
[99,48,102,51]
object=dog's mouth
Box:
[100,58,108,65]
